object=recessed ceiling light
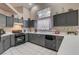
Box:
[28,3,33,6]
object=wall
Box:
[23,7,30,20]
[30,3,79,32]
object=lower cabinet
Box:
[0,41,3,54]
[2,35,11,51]
[25,33,28,42]
[45,35,56,50]
[45,35,64,51]
[29,33,64,51]
[10,34,15,47]
[56,36,64,51]
[29,34,45,47]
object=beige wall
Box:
[30,3,79,32]
[23,7,30,20]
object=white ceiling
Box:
[1,3,79,15]
[10,3,35,9]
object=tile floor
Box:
[2,42,57,55]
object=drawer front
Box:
[25,34,28,42]
[10,35,15,46]
[55,36,64,51]
[45,39,56,49]
[29,34,38,44]
[3,36,10,50]
[0,42,3,54]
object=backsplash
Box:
[1,26,79,33]
[53,26,78,32]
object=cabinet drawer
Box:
[0,42,3,54]
[3,35,10,50]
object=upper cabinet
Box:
[53,10,78,26]
[6,16,14,27]
[0,14,14,27]
[0,14,6,27]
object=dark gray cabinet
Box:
[6,16,14,27]
[53,10,78,26]
[2,35,11,51]
[45,35,56,50]
[36,34,45,46]
[0,41,3,54]
[29,34,40,45]
[0,14,6,27]
[66,11,78,26]
[29,34,45,46]
[10,34,15,47]
[54,13,66,26]
[45,35,64,51]
[56,36,64,51]
[29,33,64,51]
[25,33,28,42]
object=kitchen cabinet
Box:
[6,16,14,27]
[36,34,45,46]
[0,14,6,27]
[10,34,15,47]
[29,33,64,51]
[0,40,3,54]
[25,33,28,42]
[45,35,64,51]
[28,33,39,44]
[2,35,11,51]
[56,36,64,51]
[53,13,66,26]
[28,33,45,47]
[29,20,35,27]
[53,10,78,26]
[66,11,78,26]
[45,35,56,50]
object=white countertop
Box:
[1,31,78,37]
[24,31,67,36]
[1,32,14,37]
[57,34,79,55]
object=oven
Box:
[14,33,25,46]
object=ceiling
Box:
[10,3,35,9]
[1,3,79,15]
[0,3,15,13]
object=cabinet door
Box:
[29,34,45,46]
[37,34,45,46]
[25,33,28,42]
[3,35,10,50]
[53,14,66,26]
[0,14,6,27]
[66,11,78,26]
[29,34,38,44]
[0,41,3,54]
[10,34,15,46]
[45,39,56,50]
[56,36,64,51]
[6,16,14,27]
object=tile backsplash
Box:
[53,26,78,32]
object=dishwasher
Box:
[45,35,56,51]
